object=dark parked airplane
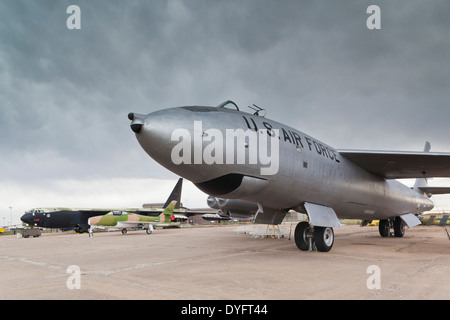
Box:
[21,178,183,233]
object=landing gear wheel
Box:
[121,228,127,235]
[146,228,152,235]
[314,227,334,252]
[393,217,405,237]
[294,221,313,251]
[379,219,390,237]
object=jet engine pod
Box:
[217,198,229,207]
[217,198,258,218]
[207,196,220,209]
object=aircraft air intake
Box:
[195,174,268,197]
[207,196,220,209]
[195,174,245,196]
[217,198,228,207]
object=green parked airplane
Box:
[88,200,179,236]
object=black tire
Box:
[393,217,405,237]
[379,219,390,237]
[294,221,312,251]
[121,228,127,235]
[314,227,334,252]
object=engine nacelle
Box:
[207,196,220,209]
[207,196,258,218]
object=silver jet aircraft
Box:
[128,101,450,252]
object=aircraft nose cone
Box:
[128,109,179,166]
[128,106,221,183]
[20,213,32,224]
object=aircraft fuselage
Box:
[21,209,109,232]
[130,104,433,223]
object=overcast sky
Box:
[1,1,450,223]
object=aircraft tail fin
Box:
[159,200,177,223]
[162,178,183,209]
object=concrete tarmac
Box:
[1,224,449,300]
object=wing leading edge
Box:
[418,187,450,195]
[338,150,450,179]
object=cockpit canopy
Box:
[25,208,44,215]
[217,100,240,111]
[216,100,265,117]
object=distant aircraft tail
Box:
[163,178,183,209]
[159,200,177,223]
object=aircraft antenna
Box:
[248,104,266,117]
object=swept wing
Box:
[418,187,450,195]
[338,150,450,179]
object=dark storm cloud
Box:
[1,0,450,182]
